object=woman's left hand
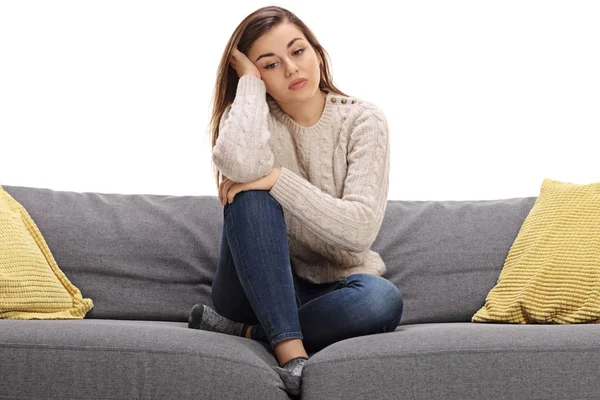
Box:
[220,168,281,206]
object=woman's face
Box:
[247,22,322,104]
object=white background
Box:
[1,1,598,201]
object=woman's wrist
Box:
[270,167,282,189]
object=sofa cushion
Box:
[373,195,537,325]
[472,178,600,323]
[0,185,93,319]
[301,322,600,399]
[0,318,287,399]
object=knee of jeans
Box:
[371,278,404,326]
[227,190,282,211]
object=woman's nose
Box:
[285,61,298,74]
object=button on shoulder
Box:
[330,95,358,105]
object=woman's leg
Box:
[211,190,304,361]
[209,218,259,335]
[295,273,404,355]
[211,190,403,356]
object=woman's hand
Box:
[219,168,281,206]
[230,47,262,80]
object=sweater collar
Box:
[267,90,335,135]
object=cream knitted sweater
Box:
[212,75,390,284]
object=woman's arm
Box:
[212,75,274,183]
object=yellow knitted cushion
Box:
[472,178,600,324]
[0,185,93,319]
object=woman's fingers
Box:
[230,47,262,80]
[219,178,225,205]
[219,176,232,206]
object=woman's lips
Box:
[289,79,307,90]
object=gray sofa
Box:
[1,183,599,400]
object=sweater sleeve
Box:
[212,75,274,183]
[269,105,390,253]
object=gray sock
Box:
[271,356,309,396]
[188,304,245,337]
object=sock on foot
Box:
[188,304,246,337]
[271,356,309,396]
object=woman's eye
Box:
[265,48,304,70]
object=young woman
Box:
[188,5,403,396]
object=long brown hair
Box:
[207,5,350,193]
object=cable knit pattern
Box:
[212,76,274,183]
[212,75,390,284]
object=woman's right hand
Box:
[230,47,262,80]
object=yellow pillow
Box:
[0,185,93,319]
[472,178,600,324]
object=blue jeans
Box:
[211,190,403,355]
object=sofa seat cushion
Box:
[302,322,600,399]
[3,320,600,399]
[0,319,289,400]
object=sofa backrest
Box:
[376,196,536,324]
[1,184,536,325]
